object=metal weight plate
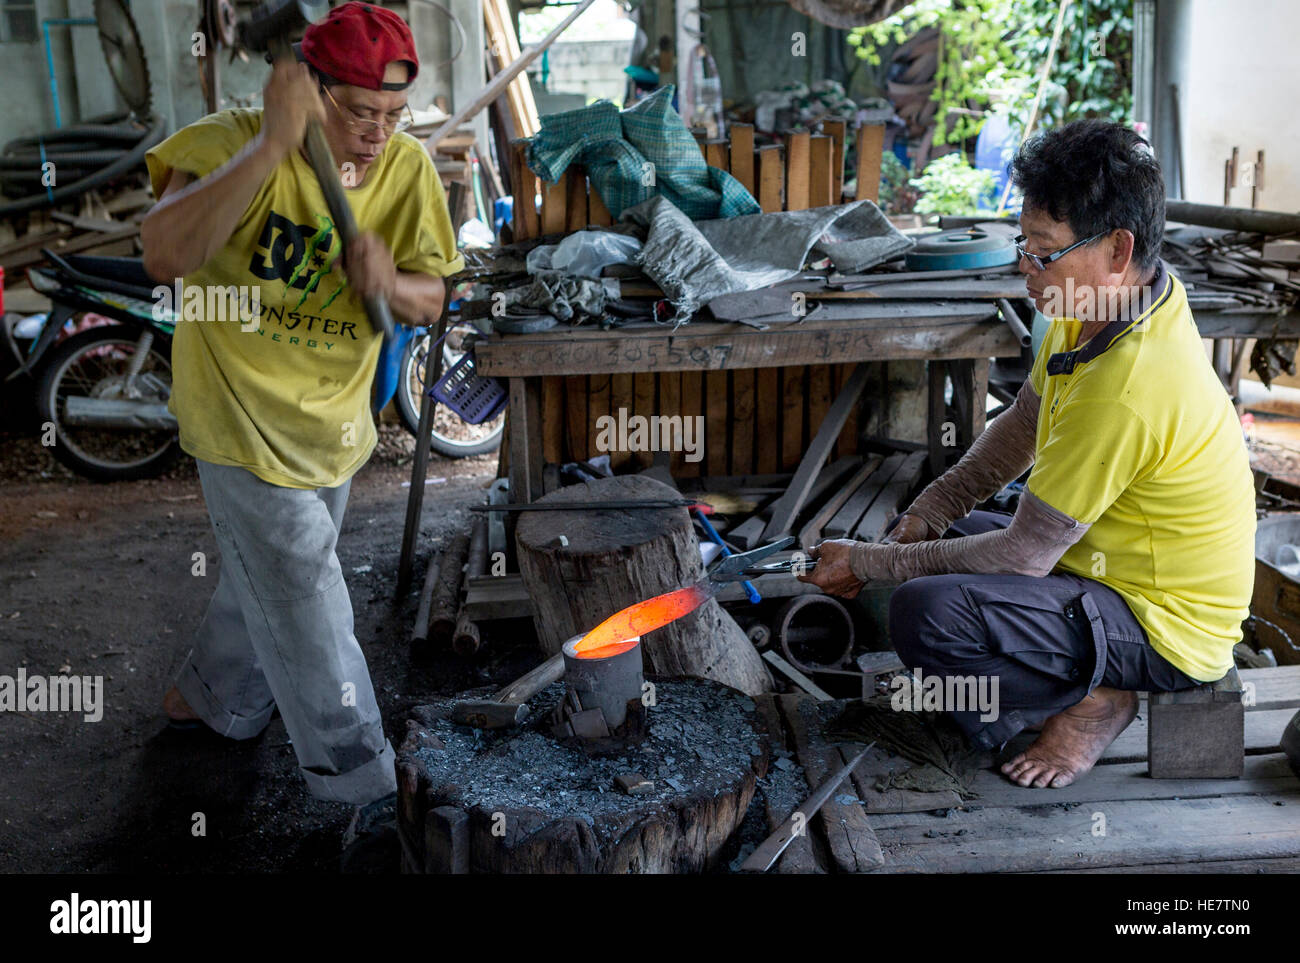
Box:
[905,223,1019,271]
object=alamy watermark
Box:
[0,668,103,722]
[152,279,262,332]
[891,666,999,723]
[593,407,705,464]
[1038,279,1155,326]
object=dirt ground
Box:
[0,424,541,873]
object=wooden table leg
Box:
[397,311,451,596]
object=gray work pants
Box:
[888,510,1200,750]
[174,459,396,804]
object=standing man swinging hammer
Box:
[142,1,463,805]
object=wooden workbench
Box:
[474,303,1020,504]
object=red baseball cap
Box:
[300,2,418,91]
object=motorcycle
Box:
[4,251,503,482]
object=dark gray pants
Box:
[888,511,1199,749]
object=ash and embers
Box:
[415,680,765,819]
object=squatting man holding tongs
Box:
[800,120,1255,789]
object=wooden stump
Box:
[395,678,769,873]
[515,475,771,695]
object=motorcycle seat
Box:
[62,254,156,295]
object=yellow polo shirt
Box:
[1028,264,1255,681]
[145,108,463,489]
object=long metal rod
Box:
[1165,200,1300,237]
[740,741,875,873]
[424,0,599,149]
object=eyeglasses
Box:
[321,85,414,136]
[1014,231,1108,271]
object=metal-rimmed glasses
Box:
[321,85,414,136]
[1014,230,1108,271]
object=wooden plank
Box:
[474,306,1015,378]
[810,134,834,208]
[565,168,589,232]
[798,455,882,551]
[540,170,568,236]
[807,364,833,450]
[704,140,728,172]
[729,123,755,196]
[969,753,1298,811]
[868,789,1300,874]
[852,450,926,540]
[609,373,634,471]
[779,695,884,872]
[587,374,610,462]
[764,363,871,539]
[507,378,533,503]
[541,376,564,465]
[855,123,885,204]
[757,145,783,213]
[834,363,860,459]
[564,375,588,463]
[633,372,656,470]
[511,140,539,239]
[824,454,899,539]
[785,130,811,211]
[731,368,755,476]
[751,694,824,873]
[754,367,780,474]
[588,185,613,226]
[780,366,805,473]
[823,119,847,202]
[658,372,682,476]
[705,370,729,476]
[679,371,703,477]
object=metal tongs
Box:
[706,536,817,583]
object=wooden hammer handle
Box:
[267,37,395,341]
[495,652,564,705]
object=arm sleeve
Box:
[850,489,1089,581]
[904,376,1040,537]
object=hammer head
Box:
[452,700,528,731]
[236,0,329,52]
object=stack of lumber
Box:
[483,0,540,140]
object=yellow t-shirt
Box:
[1028,264,1256,682]
[145,108,464,489]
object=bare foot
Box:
[162,686,201,722]
[1000,687,1137,788]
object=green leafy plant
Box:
[910,152,996,216]
[878,151,917,214]
[847,0,1132,146]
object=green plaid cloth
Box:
[525,85,760,222]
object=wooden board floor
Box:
[754,665,1300,873]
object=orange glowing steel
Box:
[573,581,712,659]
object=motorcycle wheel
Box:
[36,325,182,482]
[396,325,505,458]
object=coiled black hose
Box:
[0,114,166,218]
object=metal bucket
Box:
[561,634,643,730]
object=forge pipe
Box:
[777,594,854,672]
[561,634,643,731]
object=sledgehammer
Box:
[452,653,565,730]
[236,0,396,341]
